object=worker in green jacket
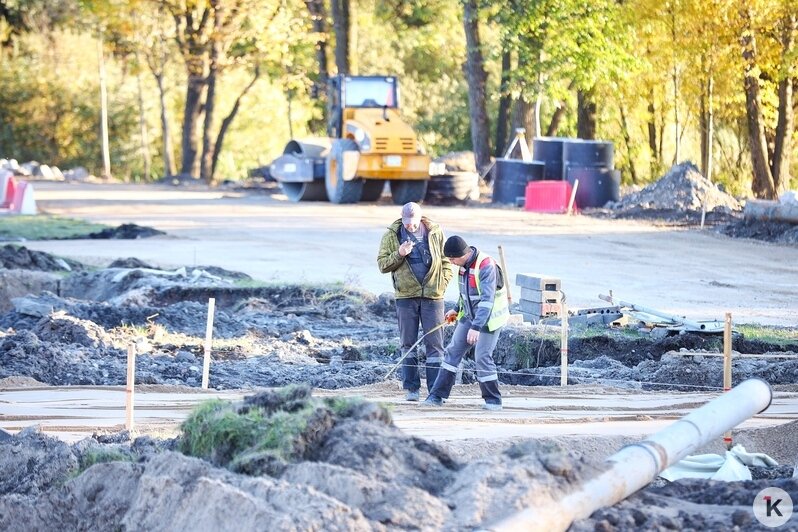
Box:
[377,202,453,401]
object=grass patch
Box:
[736,324,798,346]
[0,215,107,240]
[76,448,134,475]
[178,388,379,476]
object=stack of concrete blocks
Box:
[515,273,562,323]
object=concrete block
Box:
[574,306,621,316]
[520,287,561,303]
[519,300,561,316]
[515,273,561,291]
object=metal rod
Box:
[489,378,773,531]
[384,321,448,380]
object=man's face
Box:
[449,254,469,267]
[403,221,420,233]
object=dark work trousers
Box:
[428,318,503,405]
[395,297,445,393]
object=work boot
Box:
[405,390,420,402]
[482,403,502,411]
[420,395,443,407]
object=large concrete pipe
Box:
[489,378,773,531]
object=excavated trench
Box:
[1,246,798,529]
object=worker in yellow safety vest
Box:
[422,235,509,411]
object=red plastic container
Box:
[524,180,574,213]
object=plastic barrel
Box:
[492,159,545,204]
[532,137,567,180]
[562,139,614,168]
[565,166,620,208]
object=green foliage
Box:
[0,215,108,240]
[0,31,140,176]
[78,448,133,474]
[735,324,798,346]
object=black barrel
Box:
[492,159,545,205]
[563,139,614,168]
[532,137,567,180]
[565,166,620,208]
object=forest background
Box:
[0,0,795,199]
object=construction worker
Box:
[422,235,509,411]
[377,202,453,401]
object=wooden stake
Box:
[560,297,568,386]
[497,245,512,305]
[567,179,580,215]
[723,312,733,448]
[201,298,216,389]
[125,343,135,431]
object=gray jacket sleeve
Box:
[471,258,498,331]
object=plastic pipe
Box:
[489,378,772,531]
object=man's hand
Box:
[398,240,414,257]
[445,310,458,324]
[466,329,479,345]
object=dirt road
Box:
[22,181,798,326]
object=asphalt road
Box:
[22,180,798,326]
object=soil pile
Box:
[0,244,82,271]
[0,387,604,530]
[609,162,741,213]
[86,223,166,239]
[597,162,742,225]
[720,217,798,246]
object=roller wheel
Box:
[326,139,364,204]
[280,181,328,202]
[361,180,386,201]
[389,180,428,205]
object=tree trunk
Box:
[670,6,680,164]
[772,12,796,194]
[699,73,715,182]
[510,97,533,156]
[135,65,152,180]
[647,89,658,176]
[462,0,491,174]
[211,68,261,178]
[155,72,176,178]
[494,50,511,157]
[619,102,638,184]
[546,104,565,136]
[304,0,329,97]
[576,89,596,139]
[180,72,205,178]
[741,8,776,199]
[330,0,350,74]
[200,2,222,182]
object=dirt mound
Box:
[32,311,113,348]
[602,162,742,222]
[0,244,81,271]
[0,388,616,530]
[720,217,798,245]
[86,223,166,239]
[572,478,798,530]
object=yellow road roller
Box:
[270,75,430,204]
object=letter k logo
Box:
[764,495,783,517]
